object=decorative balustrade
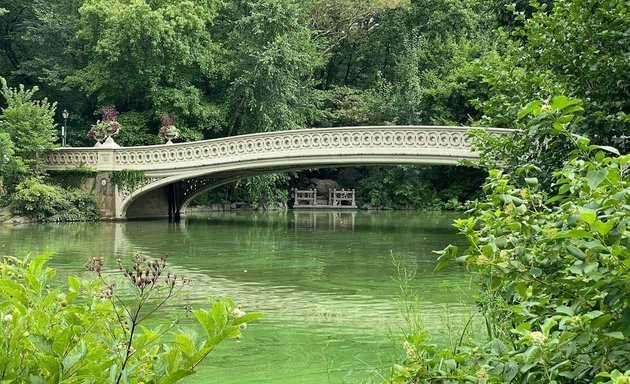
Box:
[43,126,512,172]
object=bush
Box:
[0,78,57,192]
[12,177,100,222]
[357,166,441,210]
[0,253,262,383]
[390,99,630,383]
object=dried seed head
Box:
[85,256,104,275]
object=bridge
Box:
[43,125,509,220]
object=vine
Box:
[48,165,97,190]
[111,169,146,191]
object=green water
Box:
[0,210,473,383]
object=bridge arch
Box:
[43,126,510,219]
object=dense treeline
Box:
[0,0,628,209]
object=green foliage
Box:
[470,96,585,187]
[356,165,486,210]
[357,166,441,210]
[111,170,147,191]
[394,100,630,383]
[0,78,57,191]
[476,0,630,150]
[12,177,100,222]
[314,0,494,128]
[361,35,487,126]
[48,165,97,190]
[0,128,15,195]
[73,0,226,136]
[241,173,292,208]
[115,111,189,145]
[225,0,322,135]
[0,253,263,383]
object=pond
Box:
[0,210,475,383]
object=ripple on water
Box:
[0,211,476,384]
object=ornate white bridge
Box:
[43,125,509,219]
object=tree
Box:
[315,0,496,127]
[224,0,322,136]
[0,0,84,105]
[0,77,57,192]
[476,0,630,150]
[72,0,226,138]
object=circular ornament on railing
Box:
[427,132,439,146]
[438,133,450,147]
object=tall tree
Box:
[0,1,83,98]
[72,0,226,139]
[0,77,57,192]
[476,0,630,149]
[224,0,322,135]
[318,0,496,126]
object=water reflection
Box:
[0,211,473,384]
[291,210,356,231]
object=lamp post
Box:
[62,109,69,147]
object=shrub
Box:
[357,166,441,210]
[12,177,100,222]
[390,99,630,383]
[0,253,262,383]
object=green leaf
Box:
[603,332,625,340]
[565,245,585,260]
[515,282,528,299]
[211,299,228,328]
[193,309,215,338]
[434,245,458,273]
[556,306,574,316]
[590,314,613,328]
[529,267,542,278]
[550,96,581,111]
[541,318,557,333]
[591,220,615,236]
[67,276,80,292]
[482,244,494,257]
[578,208,596,225]
[558,184,571,195]
[594,146,620,156]
[518,100,543,119]
[524,177,539,186]
[174,333,196,357]
[551,230,594,240]
[585,169,608,190]
[108,364,118,383]
[232,312,266,326]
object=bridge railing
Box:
[43,126,514,172]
